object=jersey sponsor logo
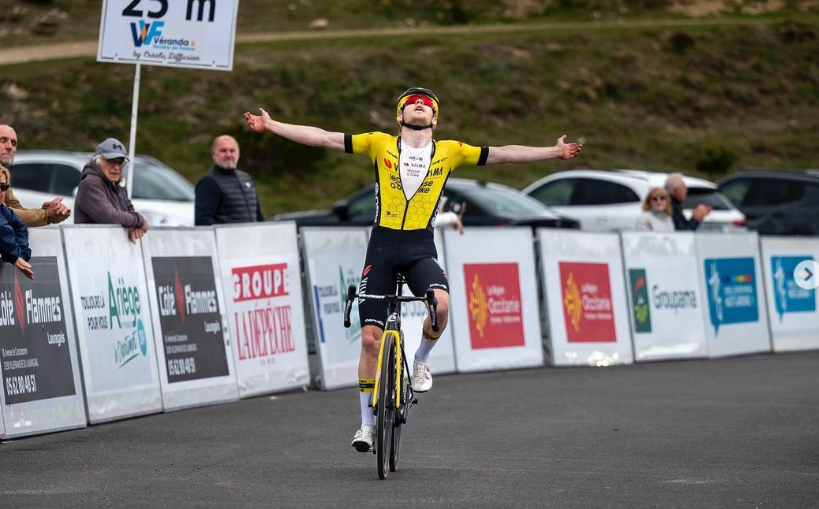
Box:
[429,167,443,177]
[464,263,525,349]
[559,262,616,343]
[384,158,392,169]
[363,265,372,277]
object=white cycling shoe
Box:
[351,425,374,452]
[412,358,433,393]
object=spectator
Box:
[434,196,465,234]
[636,188,674,232]
[665,173,711,231]
[0,166,34,280]
[74,138,149,244]
[195,135,264,226]
[0,124,71,226]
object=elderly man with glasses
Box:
[74,138,149,243]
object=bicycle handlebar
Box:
[342,287,440,331]
[426,290,439,332]
[343,285,356,328]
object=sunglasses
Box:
[0,183,8,191]
[403,94,435,110]
[650,196,667,202]
[106,158,127,167]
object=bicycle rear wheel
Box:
[376,332,396,480]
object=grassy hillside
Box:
[1,5,818,217]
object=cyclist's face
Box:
[399,98,436,127]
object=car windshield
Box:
[456,184,549,215]
[131,159,195,201]
[683,187,734,211]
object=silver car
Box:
[8,150,195,226]
[523,169,747,232]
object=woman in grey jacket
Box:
[636,187,674,232]
[74,138,149,243]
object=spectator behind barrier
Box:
[0,124,72,226]
[195,135,264,226]
[434,196,465,235]
[665,173,712,231]
[0,166,34,280]
[636,187,674,232]
[74,138,149,244]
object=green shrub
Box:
[696,145,738,175]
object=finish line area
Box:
[1,351,817,508]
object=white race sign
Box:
[98,0,239,70]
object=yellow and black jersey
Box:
[344,132,488,232]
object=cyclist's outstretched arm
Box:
[484,135,582,165]
[244,108,346,152]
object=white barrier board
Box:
[621,232,708,361]
[364,228,457,376]
[444,228,544,372]
[142,228,238,411]
[538,230,633,366]
[760,237,819,352]
[63,226,163,423]
[216,223,310,398]
[696,233,772,358]
[302,228,368,390]
[0,229,86,438]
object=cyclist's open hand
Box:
[244,108,272,133]
[556,135,583,160]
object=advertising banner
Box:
[302,228,369,390]
[0,229,86,438]
[444,228,544,372]
[63,226,162,423]
[538,230,633,366]
[216,223,310,398]
[365,228,457,377]
[98,0,239,70]
[760,237,819,352]
[142,228,238,411]
[696,233,771,358]
[621,232,708,361]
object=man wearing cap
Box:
[74,138,149,243]
[194,135,264,226]
[0,124,71,226]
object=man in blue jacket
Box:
[665,173,712,231]
[0,166,33,280]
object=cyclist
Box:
[244,87,582,451]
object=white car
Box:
[8,150,195,226]
[522,169,746,232]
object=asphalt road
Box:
[1,351,818,508]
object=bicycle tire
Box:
[376,332,396,480]
[389,333,406,472]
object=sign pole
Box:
[126,62,141,198]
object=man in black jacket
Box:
[194,135,264,225]
[665,173,712,231]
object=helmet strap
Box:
[400,120,433,131]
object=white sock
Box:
[359,391,374,428]
[414,330,441,361]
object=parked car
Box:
[273,178,580,229]
[522,169,746,232]
[717,171,819,236]
[8,150,195,226]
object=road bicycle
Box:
[343,273,439,480]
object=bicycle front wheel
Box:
[376,332,396,480]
